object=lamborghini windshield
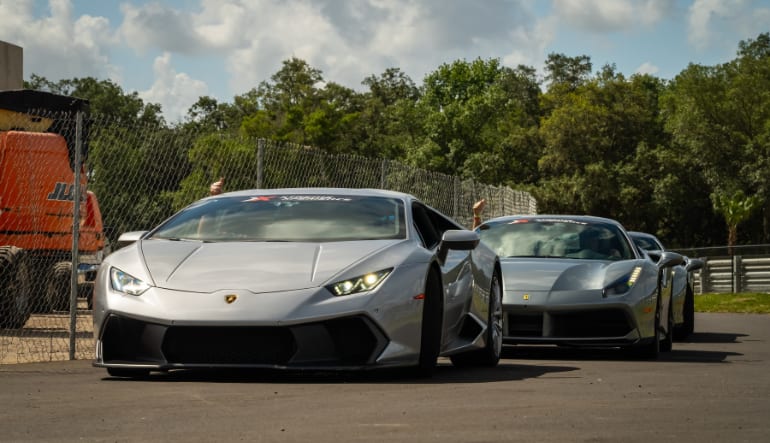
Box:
[478,218,634,260]
[150,194,406,242]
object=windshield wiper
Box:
[152,236,212,243]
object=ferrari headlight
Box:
[110,267,151,296]
[603,266,642,297]
[327,269,392,296]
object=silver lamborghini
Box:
[476,215,683,358]
[93,188,502,377]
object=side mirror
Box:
[437,230,480,262]
[685,258,704,272]
[116,231,147,249]
[646,250,662,262]
[657,251,684,268]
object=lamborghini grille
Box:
[100,314,387,367]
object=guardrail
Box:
[692,255,770,294]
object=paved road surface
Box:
[1,313,768,442]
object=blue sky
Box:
[1,0,768,122]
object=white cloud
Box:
[0,0,120,82]
[112,0,546,93]
[553,0,673,32]
[139,53,208,123]
[119,2,210,54]
[688,0,767,52]
[635,62,659,75]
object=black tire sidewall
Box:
[0,247,32,329]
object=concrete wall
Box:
[0,40,23,90]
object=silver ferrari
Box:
[628,231,703,340]
[93,188,502,377]
[476,215,683,358]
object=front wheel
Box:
[412,268,443,377]
[674,284,695,340]
[450,269,502,367]
[660,300,673,352]
[631,294,661,360]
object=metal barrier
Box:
[1,114,538,364]
[693,256,770,294]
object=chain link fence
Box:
[1,111,537,364]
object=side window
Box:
[425,207,459,237]
[412,203,440,249]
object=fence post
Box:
[69,111,84,360]
[733,255,742,293]
[256,138,265,189]
[452,176,460,220]
[699,257,708,294]
[380,159,388,189]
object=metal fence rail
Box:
[693,256,770,294]
[0,113,537,364]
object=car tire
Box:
[44,262,72,313]
[450,269,502,367]
[0,246,33,330]
[632,294,661,359]
[674,284,695,340]
[660,300,673,352]
[107,367,150,378]
[413,268,443,377]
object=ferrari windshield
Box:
[150,194,406,242]
[631,235,664,251]
[478,218,634,260]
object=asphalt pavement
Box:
[1,312,768,442]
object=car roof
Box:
[210,187,414,201]
[483,214,626,228]
[627,231,658,240]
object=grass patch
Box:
[695,292,770,314]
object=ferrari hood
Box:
[138,239,399,293]
[500,258,636,292]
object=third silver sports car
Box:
[93,188,502,377]
[476,215,683,358]
[628,231,703,340]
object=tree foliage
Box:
[23,33,770,249]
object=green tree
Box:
[663,33,770,244]
[239,58,365,153]
[536,68,670,221]
[407,58,542,184]
[712,190,761,253]
[356,68,422,159]
[25,74,164,125]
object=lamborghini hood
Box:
[137,239,400,293]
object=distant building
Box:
[0,40,23,90]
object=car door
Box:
[411,202,474,343]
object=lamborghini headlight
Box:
[327,268,392,296]
[110,267,151,296]
[603,266,642,297]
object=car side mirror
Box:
[657,251,684,268]
[116,230,147,250]
[437,230,480,262]
[685,258,704,272]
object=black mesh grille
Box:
[507,312,544,337]
[101,314,386,367]
[549,309,632,338]
[162,326,296,365]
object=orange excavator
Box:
[0,89,108,328]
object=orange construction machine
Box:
[0,89,107,329]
